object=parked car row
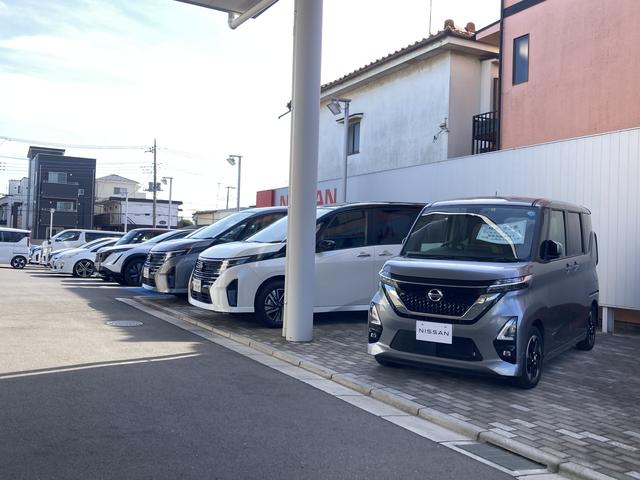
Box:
[15,197,599,389]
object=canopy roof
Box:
[176,0,275,16]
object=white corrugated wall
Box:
[342,127,640,311]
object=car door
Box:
[368,206,422,296]
[536,209,573,352]
[314,208,375,309]
[565,211,591,339]
[0,231,10,263]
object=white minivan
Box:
[41,229,123,265]
[188,203,423,326]
[0,227,31,269]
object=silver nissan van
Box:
[368,197,598,388]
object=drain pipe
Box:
[228,0,279,29]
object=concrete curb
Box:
[132,297,617,480]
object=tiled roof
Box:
[321,27,475,92]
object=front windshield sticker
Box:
[476,220,527,245]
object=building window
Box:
[348,121,360,155]
[48,172,68,184]
[114,187,128,195]
[56,201,76,212]
[513,34,529,85]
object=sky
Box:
[0,0,500,216]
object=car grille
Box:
[394,278,487,318]
[142,252,167,286]
[190,259,224,304]
[390,330,483,361]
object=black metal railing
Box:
[472,111,499,154]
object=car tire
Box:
[576,305,597,351]
[255,279,285,328]
[123,258,144,286]
[73,260,95,278]
[513,326,544,389]
[10,256,27,269]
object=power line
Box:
[0,135,148,150]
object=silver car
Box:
[368,197,599,388]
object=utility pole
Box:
[123,189,129,233]
[225,186,235,210]
[152,138,157,228]
[162,177,173,229]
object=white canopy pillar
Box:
[283,0,323,342]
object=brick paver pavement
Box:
[140,296,640,479]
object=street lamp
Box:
[226,155,242,211]
[326,97,351,203]
[48,208,55,239]
[162,176,173,229]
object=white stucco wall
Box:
[479,59,499,113]
[447,52,483,159]
[318,52,452,184]
[329,127,640,311]
[95,178,144,201]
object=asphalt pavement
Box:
[0,266,515,480]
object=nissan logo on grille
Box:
[427,289,444,302]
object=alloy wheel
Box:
[525,335,542,383]
[75,260,94,278]
[11,257,26,269]
[264,287,285,325]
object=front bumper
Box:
[98,266,122,282]
[147,255,196,294]
[368,287,525,377]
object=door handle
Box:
[378,250,393,257]
[357,252,371,258]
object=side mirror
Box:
[317,239,336,252]
[540,239,563,260]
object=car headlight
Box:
[165,249,190,260]
[487,275,532,293]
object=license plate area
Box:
[416,321,453,344]
[192,278,202,293]
[143,266,150,278]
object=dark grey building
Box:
[26,146,96,239]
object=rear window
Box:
[581,213,592,253]
[1,231,27,243]
[566,212,583,256]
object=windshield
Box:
[248,208,330,243]
[188,211,254,239]
[145,230,185,244]
[79,238,111,249]
[402,205,539,262]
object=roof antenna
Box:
[495,191,498,196]
[428,0,433,36]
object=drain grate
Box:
[455,442,544,472]
[106,320,144,327]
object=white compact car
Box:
[41,229,123,265]
[98,229,191,286]
[0,227,31,269]
[188,203,423,326]
[51,238,119,277]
